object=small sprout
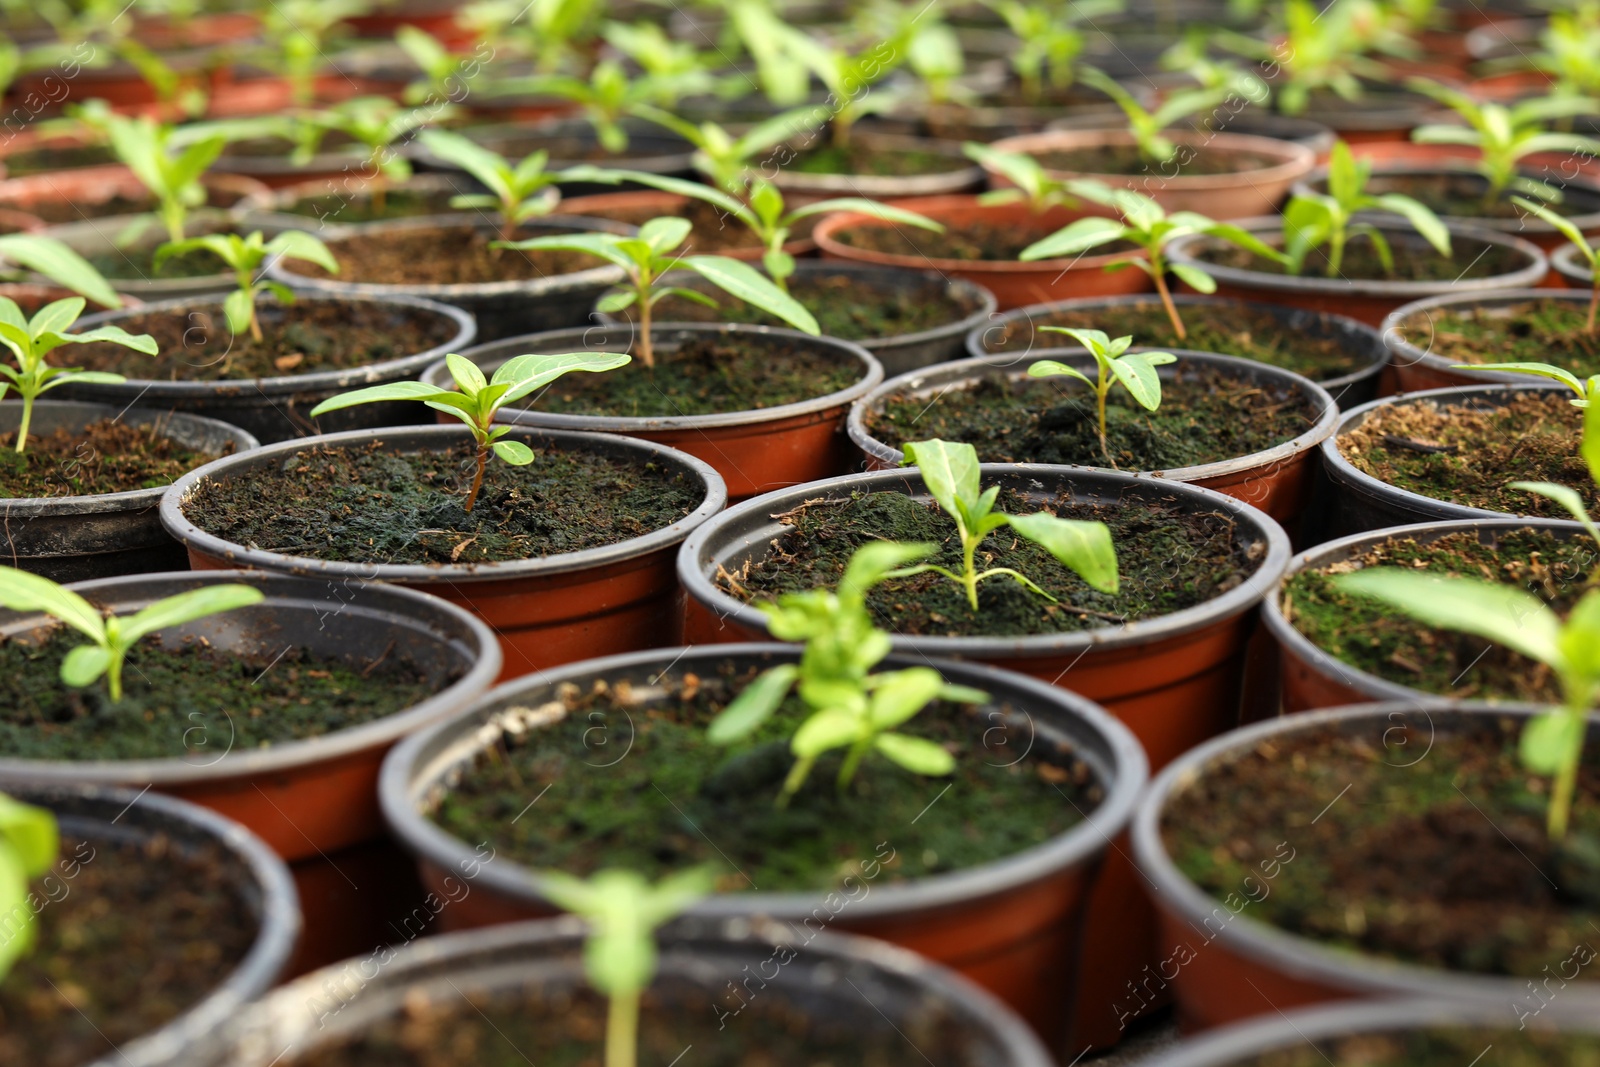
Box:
[709,542,989,804]
[0,568,264,703]
[0,792,57,981]
[0,297,157,453]
[416,129,582,240]
[499,217,819,368]
[538,867,713,1067]
[101,113,227,244]
[309,351,629,512]
[1213,0,1393,116]
[255,0,366,106]
[1077,66,1238,165]
[630,105,815,196]
[490,60,691,153]
[1334,569,1599,840]
[1284,141,1452,278]
[895,439,1119,610]
[294,97,444,213]
[983,0,1120,103]
[395,25,479,106]
[962,143,1108,215]
[1512,195,1600,334]
[773,27,913,149]
[154,231,338,347]
[600,21,719,97]
[1028,328,1176,463]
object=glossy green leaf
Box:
[867,667,945,729]
[900,439,981,523]
[1006,512,1119,593]
[0,566,105,642]
[683,256,819,335]
[839,541,935,600]
[59,643,112,688]
[118,585,264,647]
[1335,570,1563,668]
[1521,710,1583,776]
[492,439,535,465]
[1110,350,1176,411]
[708,663,799,742]
[791,707,862,758]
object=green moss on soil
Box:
[1204,234,1531,282]
[0,419,216,497]
[1033,142,1280,177]
[1396,298,1600,373]
[789,142,964,177]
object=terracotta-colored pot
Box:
[378,643,1146,1059]
[1130,701,1600,1032]
[766,131,985,202]
[0,164,267,226]
[1381,289,1599,392]
[560,189,818,261]
[205,72,397,122]
[985,129,1315,220]
[347,2,475,46]
[0,206,43,232]
[131,12,261,48]
[1165,217,1548,326]
[847,350,1338,531]
[434,324,884,500]
[161,424,727,679]
[814,195,1152,310]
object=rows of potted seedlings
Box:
[4,0,1600,1064]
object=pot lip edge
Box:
[1380,286,1598,382]
[984,127,1317,191]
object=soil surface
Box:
[0,419,218,497]
[622,272,979,341]
[1203,234,1531,282]
[432,661,1099,888]
[869,365,1316,471]
[184,438,704,566]
[300,225,604,285]
[1340,390,1590,516]
[72,299,458,381]
[1336,170,1600,222]
[0,831,256,1067]
[87,240,229,282]
[290,979,984,1067]
[1285,527,1590,704]
[983,302,1374,381]
[721,488,1264,637]
[1395,298,1600,373]
[569,197,817,254]
[1032,142,1281,177]
[1237,1029,1600,1067]
[276,187,466,224]
[518,336,861,418]
[0,143,117,178]
[0,628,445,760]
[787,142,966,177]
[1162,716,1600,978]
[833,214,1137,261]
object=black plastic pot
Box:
[407,117,696,196]
[1,781,299,1067]
[1554,243,1599,287]
[1380,289,1597,393]
[1317,382,1571,538]
[233,172,482,232]
[594,261,999,376]
[264,213,632,342]
[767,131,985,200]
[964,294,1387,408]
[1130,701,1600,1032]
[0,400,258,582]
[166,916,1058,1067]
[69,291,475,443]
[378,643,1144,1056]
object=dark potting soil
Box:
[1162,716,1600,978]
[1284,527,1592,704]
[518,336,861,418]
[0,143,117,178]
[721,489,1263,637]
[302,225,604,285]
[983,302,1373,381]
[0,832,255,1067]
[1340,390,1591,516]
[288,979,984,1067]
[833,215,1134,261]
[1203,233,1531,282]
[1355,170,1600,222]
[431,662,1099,889]
[622,272,978,341]
[72,299,458,381]
[0,419,218,497]
[1395,298,1600,373]
[868,365,1314,470]
[1032,143,1281,177]
[1234,1028,1600,1067]
[279,187,466,224]
[570,197,817,254]
[787,142,966,177]
[87,241,229,282]
[0,627,444,760]
[183,439,703,565]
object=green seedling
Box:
[1526,3,1600,99]
[493,60,695,153]
[1335,568,1599,840]
[416,129,588,239]
[709,541,989,803]
[499,217,819,368]
[897,438,1120,609]
[1513,196,1600,333]
[1028,328,1176,463]
[296,97,444,213]
[905,20,970,107]
[726,0,812,106]
[630,106,815,196]
[539,867,712,1067]
[101,112,227,244]
[962,143,1108,215]
[310,351,628,511]
[984,0,1120,103]
[601,21,720,97]
[0,792,57,982]
[1019,186,1288,340]
[1284,140,1451,277]
[1078,66,1237,165]
[256,0,368,106]
[1215,0,1401,116]
[465,0,605,74]
[0,296,156,453]
[0,568,264,702]
[776,25,913,149]
[154,231,338,348]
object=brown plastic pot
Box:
[1165,216,1548,326]
[434,324,883,500]
[1380,289,1596,392]
[985,129,1315,220]
[234,171,478,231]
[847,349,1338,530]
[0,165,267,227]
[560,188,818,261]
[1263,518,1587,713]
[160,424,727,679]
[814,195,1153,310]
[1130,700,1600,1032]
[767,131,985,201]
[377,643,1146,1058]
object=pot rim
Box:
[0,568,502,784]
[1321,381,1575,521]
[1380,287,1597,385]
[0,400,259,519]
[378,641,1148,921]
[1261,516,1589,706]
[160,423,728,584]
[75,289,477,397]
[846,347,1338,483]
[404,117,696,173]
[985,128,1316,193]
[1129,699,1600,1011]
[677,463,1291,657]
[1166,215,1550,296]
[766,131,986,196]
[440,322,885,432]
[1554,242,1598,284]
[1293,160,1600,233]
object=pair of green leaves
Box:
[1077,66,1238,165]
[0,793,57,981]
[1027,328,1176,461]
[104,113,226,243]
[1284,141,1452,277]
[539,866,712,998]
[417,129,567,232]
[154,231,338,342]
